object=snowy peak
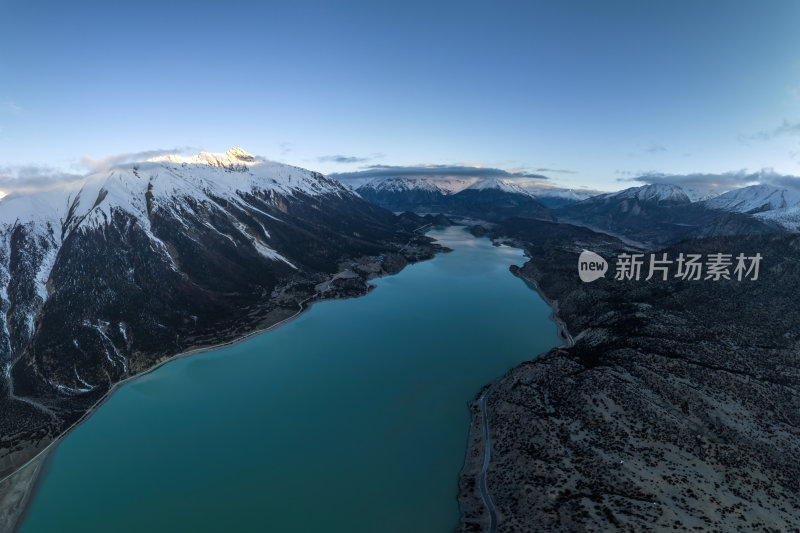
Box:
[679,187,721,202]
[149,147,258,169]
[703,184,800,213]
[359,176,536,196]
[609,183,691,204]
[0,149,350,228]
[703,183,800,231]
[359,177,453,194]
[464,177,529,195]
[224,147,257,161]
[355,175,551,219]
[359,176,481,195]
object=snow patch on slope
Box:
[464,177,530,194]
[704,184,800,231]
[232,221,297,269]
[754,206,800,231]
[511,181,602,202]
[359,176,480,195]
[703,184,800,213]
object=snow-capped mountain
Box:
[356,177,458,212]
[356,176,551,221]
[463,177,527,194]
[357,175,534,198]
[356,175,602,212]
[604,183,692,204]
[356,176,478,195]
[554,182,783,245]
[509,181,604,208]
[0,147,349,245]
[703,184,800,231]
[678,187,722,202]
[531,188,600,208]
[0,148,438,473]
[703,184,800,212]
[0,148,352,374]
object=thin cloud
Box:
[0,147,195,196]
[1,101,22,114]
[278,142,292,156]
[331,164,549,181]
[739,120,800,143]
[626,169,800,195]
[318,154,375,164]
[535,167,578,174]
[628,143,668,157]
[762,172,800,192]
[644,144,667,153]
[79,147,194,172]
[0,165,85,195]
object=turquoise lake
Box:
[19,226,560,533]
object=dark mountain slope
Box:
[458,218,800,532]
[554,184,785,245]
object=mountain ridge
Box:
[554,182,789,245]
[702,183,800,230]
[356,176,553,220]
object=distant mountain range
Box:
[552,183,786,245]
[355,176,604,220]
[357,177,552,221]
[355,176,800,244]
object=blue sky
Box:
[1,0,800,192]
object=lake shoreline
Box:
[516,271,575,350]
[5,300,312,533]
[3,242,443,533]
[0,456,45,533]
[456,252,574,533]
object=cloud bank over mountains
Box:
[0,165,84,196]
[629,169,800,197]
[331,164,551,183]
[0,147,196,196]
[79,148,195,172]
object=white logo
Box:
[578,250,608,283]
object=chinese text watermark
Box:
[578,250,762,283]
